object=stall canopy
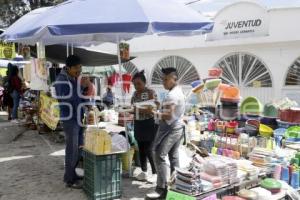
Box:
[30,45,135,66]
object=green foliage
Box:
[0,0,65,28]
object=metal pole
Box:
[66,42,69,57]
[71,43,74,55]
[117,39,132,176]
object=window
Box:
[151,56,200,85]
[216,53,272,87]
[285,57,300,86]
[123,61,139,75]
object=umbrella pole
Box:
[116,40,125,104]
[117,40,132,177]
[66,42,69,57]
[36,42,46,134]
[71,43,74,55]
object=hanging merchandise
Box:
[36,58,48,80]
[23,63,31,82]
[39,92,60,130]
[18,44,31,60]
[119,42,130,61]
[0,41,16,59]
[108,73,120,86]
[29,58,48,91]
[122,73,131,93]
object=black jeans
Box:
[137,140,156,174]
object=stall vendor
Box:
[146,67,185,199]
[54,55,84,189]
[102,86,114,108]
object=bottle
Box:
[87,109,96,125]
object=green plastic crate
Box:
[83,150,122,200]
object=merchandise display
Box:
[171,68,300,199]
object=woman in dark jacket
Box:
[9,65,22,122]
[131,70,158,182]
[3,63,13,120]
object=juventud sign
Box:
[206,2,269,41]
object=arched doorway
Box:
[215,52,273,103]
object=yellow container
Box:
[84,128,112,155]
[259,124,273,137]
[121,147,135,171]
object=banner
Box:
[0,41,16,59]
[39,92,60,130]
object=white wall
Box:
[131,40,300,104]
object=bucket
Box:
[121,147,135,171]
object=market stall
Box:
[168,67,300,200]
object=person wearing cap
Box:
[54,55,84,189]
[147,67,185,199]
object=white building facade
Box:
[92,1,300,104]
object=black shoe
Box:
[65,180,83,189]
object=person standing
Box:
[3,64,13,120]
[9,65,23,122]
[102,86,114,108]
[147,67,185,199]
[131,70,158,182]
[54,55,84,189]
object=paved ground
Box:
[0,129,155,200]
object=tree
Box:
[0,0,65,28]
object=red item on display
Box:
[108,73,120,86]
[122,73,132,93]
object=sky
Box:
[176,0,300,17]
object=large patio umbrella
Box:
[0,0,213,45]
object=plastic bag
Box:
[111,134,129,152]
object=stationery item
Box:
[199,172,222,184]
[281,167,289,183]
[291,171,299,189]
[211,147,218,154]
[273,165,282,180]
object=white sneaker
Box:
[10,119,20,123]
[147,174,157,183]
[136,171,148,181]
[19,119,27,123]
[132,167,142,177]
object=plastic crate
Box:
[83,150,122,200]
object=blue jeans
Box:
[62,120,83,184]
[10,90,21,119]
